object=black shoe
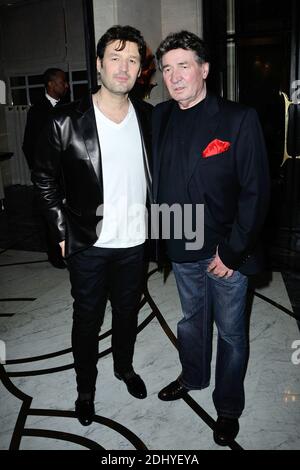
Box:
[75,398,95,426]
[114,370,147,399]
[213,416,239,446]
[158,379,189,401]
[48,256,67,269]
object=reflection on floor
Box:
[0,249,299,450]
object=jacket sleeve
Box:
[31,118,66,243]
[218,108,270,270]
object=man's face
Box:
[161,48,209,109]
[97,40,141,96]
[49,71,69,100]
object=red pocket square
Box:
[202,139,231,158]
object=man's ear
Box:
[202,62,210,79]
[138,67,141,78]
[96,57,102,73]
[47,80,54,92]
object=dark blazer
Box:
[22,95,55,170]
[152,93,270,274]
[32,94,152,258]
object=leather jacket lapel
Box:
[77,96,103,193]
[131,99,153,201]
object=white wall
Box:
[160,0,203,101]
[161,0,203,39]
[116,0,161,53]
[93,0,118,46]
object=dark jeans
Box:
[67,244,145,394]
[172,258,249,418]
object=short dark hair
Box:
[96,25,146,66]
[43,68,65,88]
[156,30,209,70]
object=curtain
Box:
[4,105,32,186]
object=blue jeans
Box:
[172,258,249,418]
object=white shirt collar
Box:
[45,92,59,107]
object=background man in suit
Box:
[33,25,152,426]
[152,31,270,446]
[23,68,69,269]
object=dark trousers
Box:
[33,186,63,262]
[67,244,145,394]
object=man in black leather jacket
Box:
[33,25,152,426]
[23,68,69,269]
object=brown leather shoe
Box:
[213,416,239,446]
[158,379,189,401]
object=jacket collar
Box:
[76,94,102,191]
[130,95,152,193]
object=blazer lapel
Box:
[153,100,176,201]
[77,95,103,192]
[187,93,221,184]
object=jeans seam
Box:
[202,269,209,385]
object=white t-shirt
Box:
[93,100,147,248]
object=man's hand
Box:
[59,240,65,258]
[207,247,234,278]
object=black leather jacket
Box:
[32,94,152,257]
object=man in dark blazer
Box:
[23,68,69,268]
[152,31,270,446]
[32,26,152,426]
[23,68,69,170]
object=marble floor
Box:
[0,247,300,450]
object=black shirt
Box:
[158,99,221,262]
